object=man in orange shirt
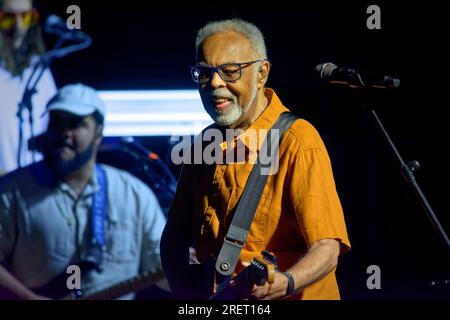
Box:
[161,18,350,300]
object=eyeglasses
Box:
[190,59,266,84]
[0,9,39,31]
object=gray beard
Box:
[210,85,258,127]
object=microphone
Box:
[44,14,86,40]
[315,62,400,89]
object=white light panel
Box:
[98,90,213,136]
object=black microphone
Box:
[44,14,86,40]
[315,62,400,89]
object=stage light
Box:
[98,90,213,137]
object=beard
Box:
[201,85,258,127]
[44,137,97,176]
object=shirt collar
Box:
[58,165,100,199]
[219,88,291,153]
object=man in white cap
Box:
[0,83,168,299]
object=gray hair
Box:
[195,18,267,60]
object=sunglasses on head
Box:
[0,9,39,31]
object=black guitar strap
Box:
[215,112,298,287]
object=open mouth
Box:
[58,142,75,149]
[212,97,233,110]
[58,145,74,153]
[56,143,75,154]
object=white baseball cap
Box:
[46,83,106,118]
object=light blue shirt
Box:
[0,161,166,298]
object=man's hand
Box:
[226,238,341,300]
[244,271,289,300]
[225,261,289,300]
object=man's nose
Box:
[61,126,77,138]
[209,70,227,89]
[15,14,25,31]
[50,125,74,138]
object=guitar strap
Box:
[215,112,298,288]
[80,164,107,273]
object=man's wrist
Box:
[282,271,295,296]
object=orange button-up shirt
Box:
[170,88,350,299]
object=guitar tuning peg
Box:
[261,250,277,265]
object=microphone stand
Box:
[319,64,450,293]
[334,69,450,258]
[359,95,450,291]
[17,31,92,168]
[359,99,450,256]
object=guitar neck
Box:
[75,270,165,300]
[208,265,258,300]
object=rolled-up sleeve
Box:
[289,127,351,253]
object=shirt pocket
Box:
[26,205,75,264]
[225,186,271,243]
[104,220,137,263]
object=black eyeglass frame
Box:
[190,59,268,84]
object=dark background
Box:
[36,0,450,299]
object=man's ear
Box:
[257,60,270,88]
[95,124,103,144]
